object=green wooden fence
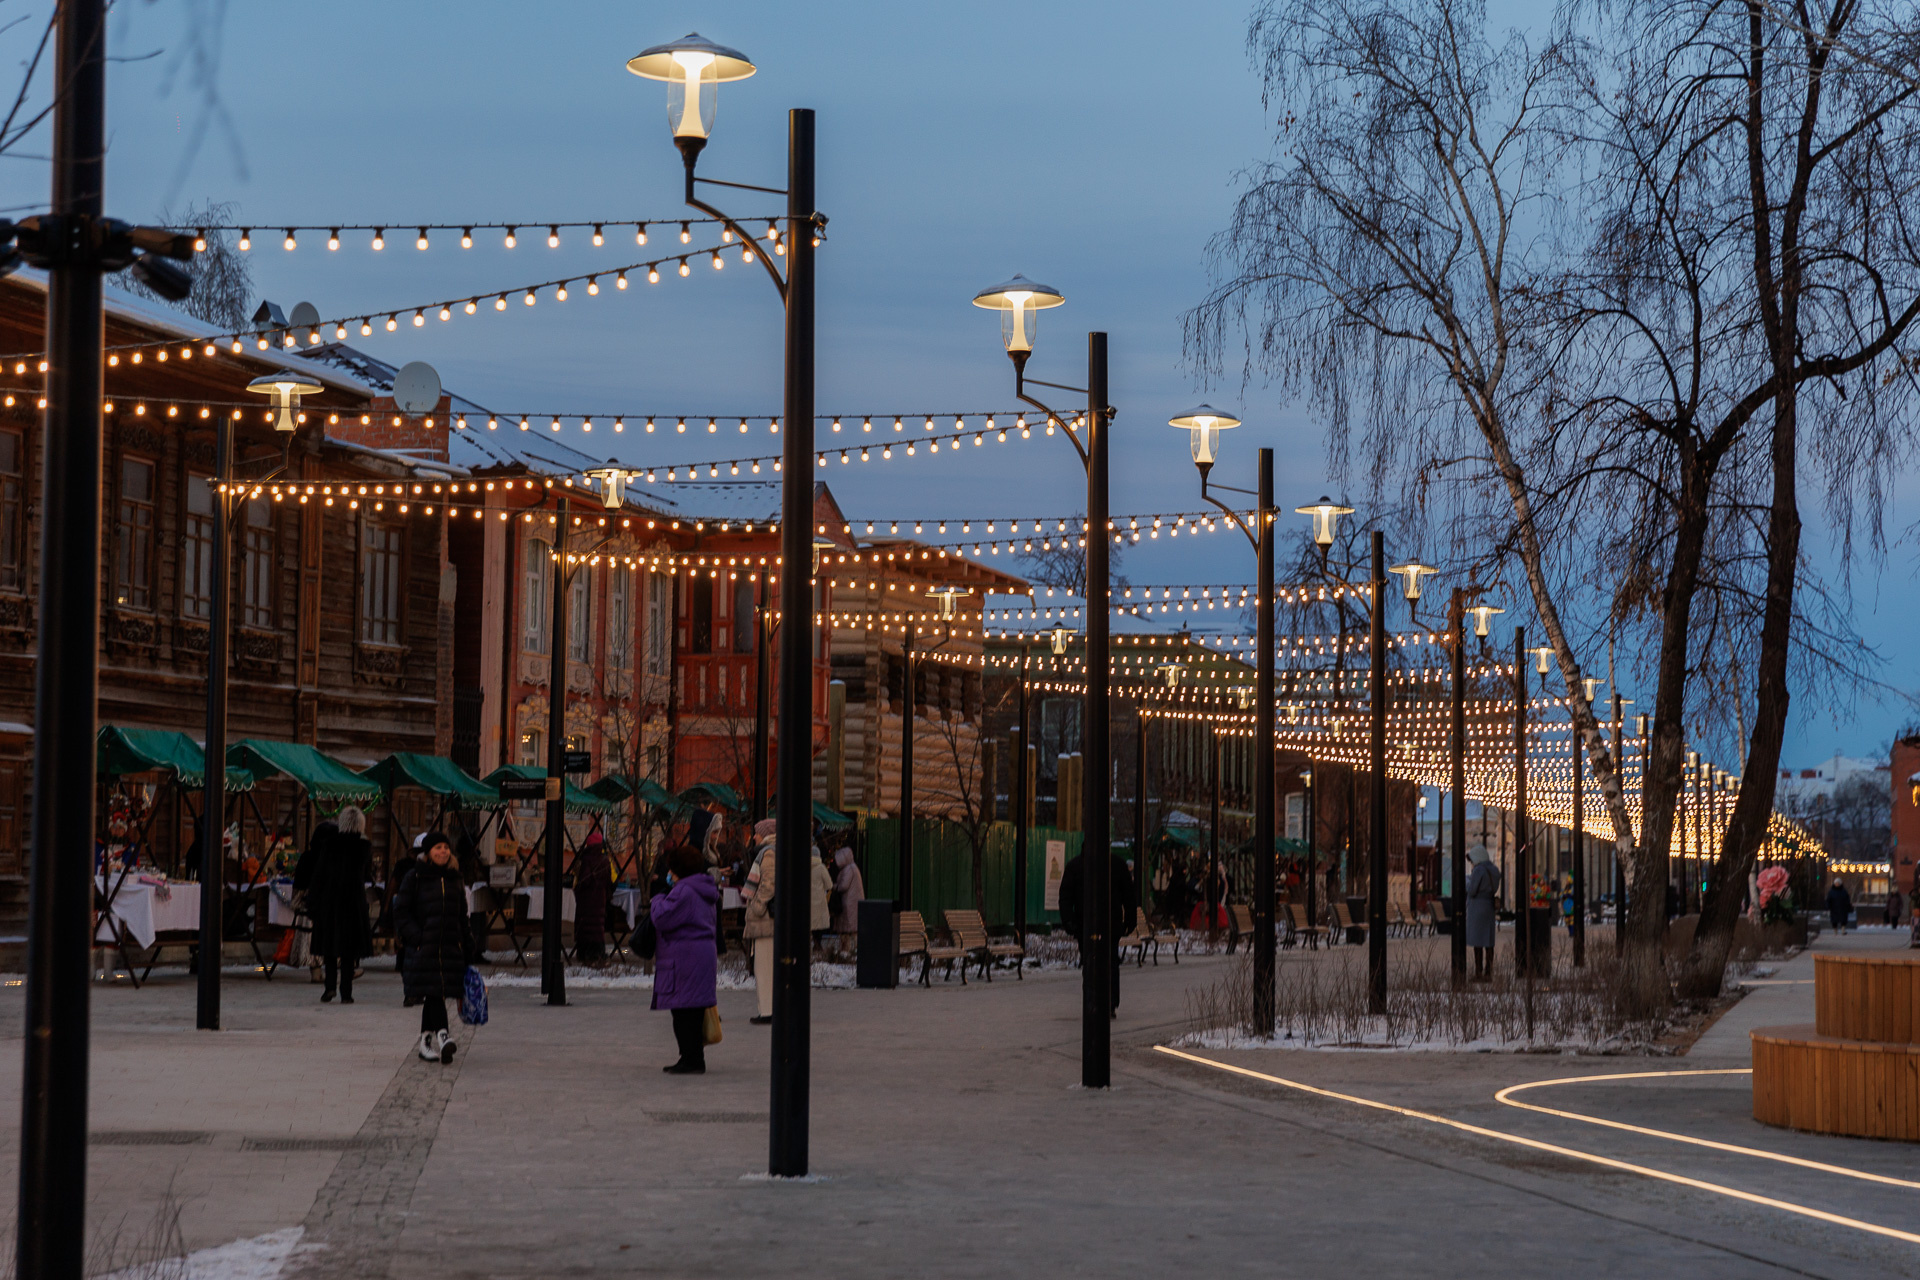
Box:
[854,819,1083,929]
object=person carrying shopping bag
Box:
[391,831,472,1064]
[651,843,721,1074]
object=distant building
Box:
[1774,752,1889,809]
[1892,734,1920,893]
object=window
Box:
[181,475,213,619]
[645,572,669,674]
[522,536,550,653]
[242,498,275,629]
[114,457,155,608]
[607,571,632,671]
[359,521,403,645]
[0,429,22,592]
[690,576,713,653]
[567,566,592,663]
[732,580,756,653]
[717,664,728,708]
[519,728,544,768]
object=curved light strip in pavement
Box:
[1151,1046,1920,1247]
[1495,1069,1920,1190]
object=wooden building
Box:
[0,275,458,915]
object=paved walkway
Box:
[0,929,1914,1278]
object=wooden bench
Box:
[1389,901,1417,937]
[1227,903,1256,954]
[1332,902,1366,944]
[1146,912,1180,965]
[1117,910,1150,966]
[944,909,1023,980]
[1427,899,1452,935]
[899,910,966,985]
[1286,902,1327,950]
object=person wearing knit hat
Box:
[391,830,472,1063]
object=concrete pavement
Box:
[0,929,1914,1277]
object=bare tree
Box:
[1184,0,1657,963]
[121,199,252,328]
[1566,0,1920,994]
[913,660,1008,916]
[1015,514,1128,598]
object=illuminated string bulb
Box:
[505,226,518,248]
[371,228,386,250]
[461,227,473,248]
[417,228,430,250]
[678,259,690,277]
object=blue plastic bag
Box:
[459,966,488,1026]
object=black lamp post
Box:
[10,1,198,1271]
[1013,642,1031,943]
[629,31,819,1178]
[1170,407,1275,1030]
[972,278,1112,1087]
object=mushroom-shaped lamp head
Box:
[1467,602,1504,638]
[1168,404,1241,475]
[584,462,629,511]
[1295,495,1354,548]
[1388,560,1438,602]
[972,275,1064,357]
[626,33,755,143]
[246,371,324,433]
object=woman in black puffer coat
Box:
[391,831,472,1064]
[308,807,374,1003]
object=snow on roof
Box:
[6,267,382,399]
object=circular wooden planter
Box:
[1752,954,1920,1141]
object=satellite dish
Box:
[392,361,442,416]
[288,301,322,345]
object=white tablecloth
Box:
[96,878,200,949]
[516,888,575,923]
[613,887,644,924]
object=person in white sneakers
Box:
[391,831,472,1064]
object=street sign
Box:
[497,777,549,801]
[563,750,592,775]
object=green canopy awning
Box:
[227,739,383,806]
[360,753,498,808]
[481,765,613,814]
[767,796,853,827]
[588,775,689,814]
[97,726,252,791]
[678,781,746,813]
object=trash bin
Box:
[856,899,898,989]
[1521,906,1555,979]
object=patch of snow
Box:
[95,1227,315,1280]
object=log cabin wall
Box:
[0,275,453,900]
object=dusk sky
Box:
[10,0,1913,768]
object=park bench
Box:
[1389,901,1416,937]
[899,910,967,985]
[1286,902,1327,950]
[1117,910,1150,966]
[1146,911,1181,964]
[1122,909,1179,965]
[1427,899,1452,935]
[1332,902,1366,945]
[943,909,1024,980]
[1227,903,1256,954]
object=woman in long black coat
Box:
[308,808,374,1002]
[391,830,472,1064]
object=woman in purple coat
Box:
[650,844,720,1074]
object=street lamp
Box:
[631,31,819,1179]
[974,276,1115,1088]
[246,372,323,433]
[1295,496,1354,551]
[1389,560,1438,616]
[1171,403,1276,1033]
[584,462,630,510]
[1468,602,1505,638]
[1298,512,1413,1015]
[1443,586,1494,982]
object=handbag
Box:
[459,966,489,1026]
[632,907,658,960]
[702,1005,722,1045]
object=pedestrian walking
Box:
[651,843,721,1074]
[742,818,776,1025]
[1464,845,1501,982]
[1058,848,1136,1016]
[1826,880,1853,934]
[391,831,472,1064]
[310,806,373,1004]
[830,847,863,939]
[1885,887,1903,930]
[809,844,833,950]
[573,830,611,965]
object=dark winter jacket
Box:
[392,859,472,1001]
[1058,852,1138,944]
[307,829,373,960]
[572,836,611,954]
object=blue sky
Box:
[8,0,1912,767]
